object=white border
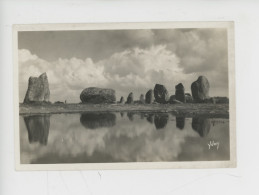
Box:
[13,22,236,170]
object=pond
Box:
[19,112,230,164]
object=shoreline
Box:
[19,103,229,118]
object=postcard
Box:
[13,22,236,170]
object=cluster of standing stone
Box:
[118,75,214,105]
[23,72,217,104]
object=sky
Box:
[18,28,229,103]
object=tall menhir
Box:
[23,72,50,103]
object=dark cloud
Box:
[19,29,228,73]
[153,28,228,74]
[18,30,154,62]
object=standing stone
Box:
[23,72,50,103]
[126,92,134,104]
[154,84,169,104]
[185,93,193,103]
[145,89,154,104]
[169,95,176,102]
[213,97,229,104]
[80,87,116,104]
[175,83,186,103]
[168,95,183,104]
[119,96,125,104]
[191,76,210,103]
[139,94,145,104]
[204,97,216,104]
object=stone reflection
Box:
[24,115,50,145]
[127,112,134,121]
[140,113,145,120]
[80,112,116,129]
[192,117,211,137]
[154,114,169,130]
[146,114,154,124]
[176,117,185,130]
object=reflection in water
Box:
[127,112,134,121]
[80,113,116,129]
[140,113,145,120]
[176,117,185,130]
[192,117,211,137]
[146,114,154,124]
[20,112,230,164]
[24,115,50,145]
[154,114,169,130]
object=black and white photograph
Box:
[14,22,236,169]
[4,0,259,194]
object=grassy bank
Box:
[19,103,229,118]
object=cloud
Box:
[99,45,187,98]
[19,49,108,103]
[20,114,192,163]
[152,29,229,95]
[19,28,229,103]
[19,46,191,103]
[19,29,228,75]
[18,30,155,62]
[20,114,230,163]
[153,29,228,73]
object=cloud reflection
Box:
[20,113,229,164]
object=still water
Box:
[19,112,230,164]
